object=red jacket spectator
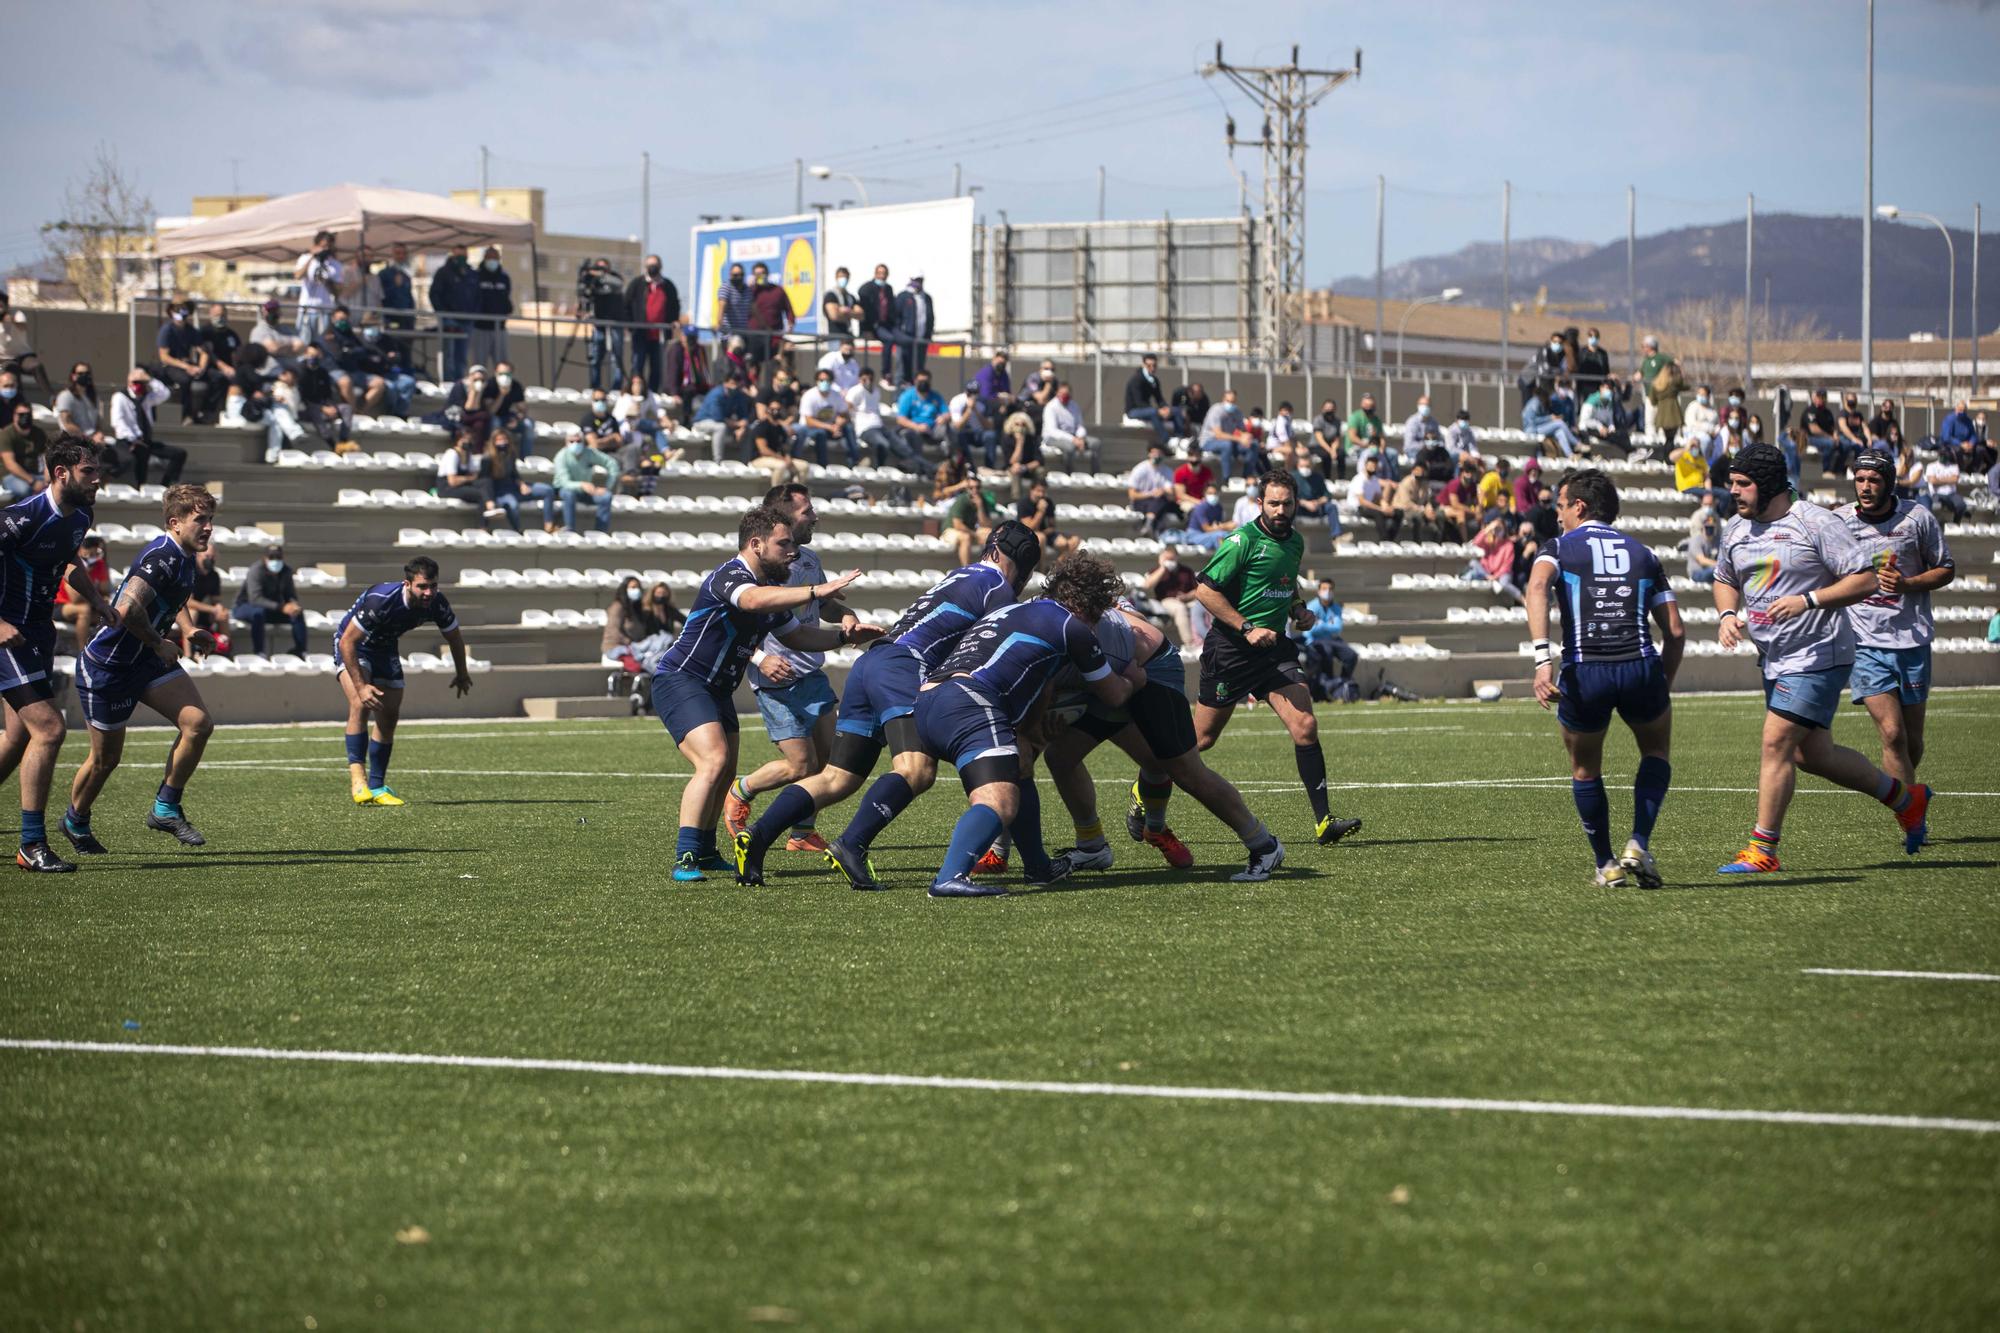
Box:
[748,282,795,333]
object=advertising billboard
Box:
[687,215,821,335]
[822,197,975,337]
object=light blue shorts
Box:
[754,670,837,743]
[1849,644,1930,706]
[1763,664,1851,730]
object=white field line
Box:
[1,1038,1992,1135]
[1803,968,2000,983]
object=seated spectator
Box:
[662,324,707,420]
[1801,388,1839,468]
[1137,545,1205,648]
[1522,478,1560,542]
[796,367,858,466]
[57,533,111,642]
[1521,385,1582,459]
[613,372,667,450]
[1200,387,1258,482]
[1126,439,1181,536]
[1896,441,1926,501]
[1683,385,1720,442]
[745,397,805,487]
[972,350,1013,416]
[1435,463,1481,541]
[484,361,532,453]
[647,582,686,637]
[1174,382,1212,440]
[1401,395,1444,468]
[108,367,189,484]
[54,363,107,446]
[1345,391,1386,471]
[1511,457,1543,515]
[186,543,229,652]
[691,371,752,464]
[1179,484,1236,550]
[0,290,54,397]
[551,429,618,533]
[1686,492,1721,585]
[999,401,1041,497]
[1445,408,1478,463]
[1172,440,1214,514]
[762,364,801,422]
[1288,445,1339,541]
[1923,450,1967,524]
[1869,397,1903,451]
[946,472,998,567]
[249,297,306,362]
[1391,467,1449,541]
[1464,515,1526,602]
[889,371,948,465]
[817,337,863,393]
[603,575,665,672]
[1015,477,1079,558]
[849,367,915,473]
[434,431,500,527]
[201,302,243,389]
[1124,354,1186,448]
[221,342,302,463]
[1302,577,1358,701]
[0,399,49,499]
[1310,397,1344,478]
[1578,381,1624,450]
[948,380,997,470]
[1347,454,1400,539]
[1040,382,1099,473]
[1018,357,1058,412]
[484,428,556,534]
[427,363,494,444]
[321,304,388,414]
[1549,378,1578,428]
[153,298,223,424]
[234,543,309,656]
[1477,458,1514,525]
[932,451,977,507]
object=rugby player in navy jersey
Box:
[915,551,1146,899]
[334,556,472,806]
[735,520,1042,888]
[0,439,119,872]
[654,504,876,882]
[1525,468,1685,887]
[64,484,220,852]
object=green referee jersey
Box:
[1196,517,1304,637]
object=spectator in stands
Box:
[717,262,754,347]
[1400,395,1443,468]
[1230,476,1263,531]
[945,470,997,567]
[932,450,977,506]
[1308,398,1344,478]
[1683,384,1719,443]
[626,256,680,393]
[57,534,111,643]
[1524,329,1570,393]
[1345,391,1385,470]
[648,582,686,638]
[746,261,796,383]
[0,291,54,398]
[1138,546,1203,647]
[764,364,801,424]
[1578,380,1623,451]
[431,362,494,444]
[581,388,623,463]
[480,428,555,532]
[1686,492,1721,585]
[891,272,935,386]
[796,366,857,466]
[434,431,499,526]
[1289,444,1339,541]
[1391,466,1448,541]
[1303,578,1359,701]
[54,362,106,445]
[849,366,913,473]
[581,257,627,392]
[1938,397,1976,454]
[250,297,305,362]
[322,304,388,415]
[1870,398,1904,451]
[821,267,859,339]
[109,367,187,484]
[430,244,479,381]
[0,399,48,498]
[972,350,1013,416]
[1522,477,1560,543]
[1171,439,1214,514]
[1199,387,1257,482]
[856,263,896,375]
[613,372,667,451]
[604,575,665,672]
[186,543,227,650]
[1126,439,1180,536]
[1435,461,1481,541]
[294,230,343,349]
[1521,383,1581,459]
[1040,382,1099,473]
[1347,453,1400,539]
[1016,477,1078,558]
[689,370,749,464]
[1829,392,1868,476]
[1124,354,1185,449]
[1924,449,1967,524]
[1020,358,1058,412]
[154,298,223,424]
[1477,458,1514,526]
[948,380,997,469]
[1575,327,1611,402]
[890,370,947,463]
[1180,484,1236,550]
[223,342,302,463]
[202,302,242,386]
[745,396,804,486]
[1465,515,1526,602]
[999,401,1041,497]
[1440,408,1475,461]
[487,361,534,454]
[662,323,707,418]
[1549,378,1579,429]
[376,243,415,330]
[235,544,309,656]
[469,247,513,369]
[552,427,617,533]
[817,337,862,392]
[1802,388,1838,468]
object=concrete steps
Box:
[521,695,639,721]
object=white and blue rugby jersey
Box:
[1532,521,1674,666]
[0,491,94,626]
[85,535,197,668]
[657,556,800,693]
[929,597,1110,723]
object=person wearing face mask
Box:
[1302,577,1359,701]
[294,344,354,449]
[1521,380,1582,460]
[108,368,188,484]
[624,254,681,392]
[579,257,628,394]
[1575,327,1611,402]
[552,422,618,534]
[234,544,309,657]
[1831,393,1869,477]
[430,363,497,444]
[321,303,388,416]
[0,401,49,499]
[481,428,554,533]
[434,427,498,526]
[796,368,858,466]
[1138,545,1203,648]
[1287,444,1339,541]
[1684,384,1720,442]
[1686,489,1722,585]
[152,300,222,424]
[1040,381,1099,473]
[889,271,934,387]
[54,364,107,446]
[1180,484,1237,550]
[603,576,664,669]
[293,230,344,349]
[489,361,535,455]
[820,267,859,340]
[0,290,55,399]
[1400,394,1443,467]
[468,248,513,370]
[428,244,479,380]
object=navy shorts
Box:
[77,651,188,731]
[1557,658,1670,734]
[652,669,739,744]
[334,640,404,688]
[835,641,923,740]
[0,619,56,694]
[914,678,1017,770]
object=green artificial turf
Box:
[2,691,1997,1330]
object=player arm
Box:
[733,571,860,614]
[442,625,472,693]
[1805,567,1881,612]
[1650,594,1686,688]
[339,617,375,690]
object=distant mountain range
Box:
[1332,214,1996,341]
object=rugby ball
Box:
[1475,683,1505,702]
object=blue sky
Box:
[6,0,1996,291]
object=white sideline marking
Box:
[1803,968,2000,983]
[3,1038,1994,1135]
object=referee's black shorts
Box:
[1073,680,1198,761]
[1197,634,1307,710]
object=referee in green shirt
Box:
[1187,469,1361,845]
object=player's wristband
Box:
[1720,609,1740,622]
[1805,590,1820,609]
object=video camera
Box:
[577,259,624,310]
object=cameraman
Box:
[625,254,679,392]
[580,258,627,392]
[293,230,343,349]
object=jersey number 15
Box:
[1585,537,1631,576]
